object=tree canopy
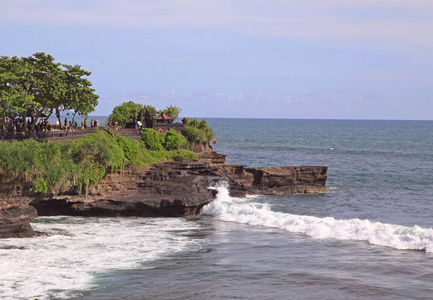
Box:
[161,105,181,119]
[107,101,145,127]
[108,102,181,126]
[0,53,98,131]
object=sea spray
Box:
[203,183,433,252]
[0,217,203,299]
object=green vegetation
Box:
[0,53,98,131]
[107,102,181,126]
[182,118,215,145]
[0,130,197,194]
[168,149,198,161]
[161,105,181,119]
[163,128,187,151]
[140,128,165,151]
[140,128,187,151]
[107,101,148,127]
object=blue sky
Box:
[1,0,433,119]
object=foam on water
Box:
[0,216,202,299]
[203,183,433,253]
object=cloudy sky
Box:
[1,0,433,119]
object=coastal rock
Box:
[0,205,38,238]
[214,164,328,196]
[29,161,327,218]
[30,161,220,217]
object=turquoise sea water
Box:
[1,119,433,299]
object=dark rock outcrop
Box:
[29,161,327,218]
[31,161,219,217]
[1,158,327,238]
[0,205,38,238]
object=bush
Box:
[183,118,215,144]
[115,135,145,166]
[168,149,198,161]
[140,128,165,151]
[163,129,187,151]
[0,129,203,195]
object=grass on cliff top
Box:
[0,130,198,194]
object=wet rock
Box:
[0,205,38,238]
[30,161,327,218]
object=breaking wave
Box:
[0,217,202,299]
[202,183,433,252]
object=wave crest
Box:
[203,184,433,252]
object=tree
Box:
[162,105,181,119]
[0,56,35,131]
[20,52,67,133]
[108,101,144,127]
[0,53,99,133]
[143,105,158,115]
[62,64,99,128]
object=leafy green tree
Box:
[62,64,99,127]
[0,53,98,133]
[161,105,181,119]
[0,56,34,130]
[108,101,143,127]
[20,53,67,132]
[143,105,158,115]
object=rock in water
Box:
[0,205,38,238]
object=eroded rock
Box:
[0,205,38,238]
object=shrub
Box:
[140,128,165,151]
[0,128,203,195]
[183,118,215,144]
[168,149,198,161]
[69,131,125,172]
[115,135,145,166]
[163,129,187,151]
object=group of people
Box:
[0,116,53,139]
[61,118,100,130]
[1,116,104,139]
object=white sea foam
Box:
[203,183,433,253]
[0,217,202,299]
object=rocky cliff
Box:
[29,161,327,217]
[0,157,327,238]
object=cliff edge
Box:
[0,157,327,238]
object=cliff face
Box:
[0,159,327,238]
[31,162,218,217]
[29,161,327,217]
[214,164,327,196]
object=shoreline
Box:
[0,155,327,238]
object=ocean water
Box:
[1,119,433,299]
